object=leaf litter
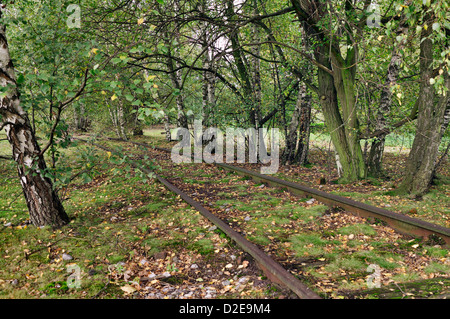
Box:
[122,137,449,298]
[5,136,443,299]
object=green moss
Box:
[353,250,401,270]
[337,224,377,236]
[289,233,330,257]
[248,235,271,246]
[424,262,450,274]
[191,238,215,255]
[424,246,449,258]
[323,256,367,274]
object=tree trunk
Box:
[313,41,364,182]
[117,99,127,140]
[292,1,366,182]
[107,101,122,139]
[251,0,262,129]
[167,58,188,130]
[165,2,188,130]
[225,0,255,128]
[75,103,89,132]
[173,70,188,129]
[0,23,69,228]
[331,58,366,181]
[132,107,144,136]
[163,110,171,141]
[282,84,311,165]
[295,85,311,165]
[367,50,402,177]
[282,90,302,165]
[437,104,450,143]
[398,29,450,196]
[201,10,216,127]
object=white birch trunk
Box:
[0,22,69,228]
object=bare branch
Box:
[243,40,334,76]
[39,68,89,156]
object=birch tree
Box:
[0,6,70,228]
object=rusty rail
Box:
[77,137,322,299]
[216,162,450,246]
[117,140,450,247]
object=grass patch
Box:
[214,199,234,208]
[289,205,328,223]
[289,233,330,257]
[424,246,449,258]
[247,235,271,246]
[190,238,215,255]
[391,272,421,283]
[0,140,235,298]
[323,256,367,274]
[216,191,235,199]
[337,224,377,237]
[352,250,401,270]
[234,200,264,211]
[424,262,450,275]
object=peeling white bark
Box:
[335,152,343,177]
[0,18,69,227]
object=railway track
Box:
[75,137,321,299]
[76,136,450,299]
[114,138,450,247]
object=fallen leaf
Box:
[121,284,136,294]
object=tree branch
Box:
[251,19,318,94]
[39,68,89,156]
[243,40,334,76]
[360,102,419,139]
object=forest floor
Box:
[0,128,448,299]
[145,128,450,228]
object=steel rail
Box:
[216,162,450,246]
[117,140,450,247]
[76,137,322,299]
